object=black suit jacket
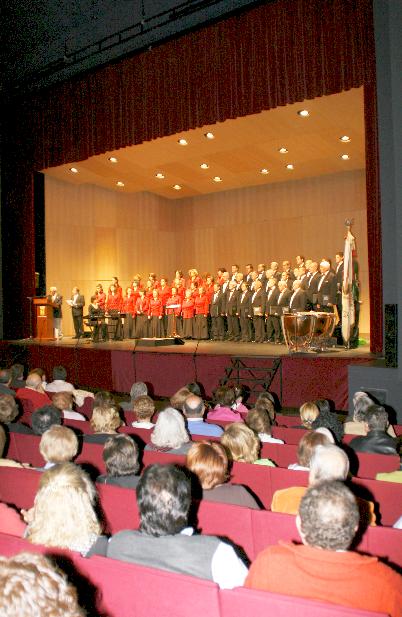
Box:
[250,289,266,316]
[277,289,292,308]
[47,293,63,318]
[349,430,398,456]
[225,289,239,316]
[71,294,85,316]
[317,272,337,306]
[266,287,280,311]
[289,289,308,311]
[237,290,252,318]
[210,291,224,317]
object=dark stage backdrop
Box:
[2,0,382,352]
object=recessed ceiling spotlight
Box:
[279,147,288,154]
[69,167,78,173]
[297,109,310,117]
[155,172,165,179]
[204,132,215,140]
[213,176,222,182]
[260,168,270,175]
[339,135,351,143]
[286,164,294,170]
[178,138,188,146]
[173,184,182,190]
[108,157,118,163]
[116,181,125,187]
[200,163,209,169]
[341,154,350,160]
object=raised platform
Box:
[0,338,376,411]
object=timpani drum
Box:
[310,311,337,350]
[281,312,316,352]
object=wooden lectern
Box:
[33,298,55,340]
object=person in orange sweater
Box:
[246,481,402,617]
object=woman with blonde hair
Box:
[186,441,259,508]
[39,425,78,469]
[145,408,191,454]
[221,423,275,466]
[26,463,105,556]
[85,404,122,444]
[299,401,319,429]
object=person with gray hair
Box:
[0,369,16,397]
[349,405,398,455]
[120,381,148,411]
[145,408,191,454]
[344,392,396,437]
[16,373,51,411]
[316,260,336,311]
[183,394,223,437]
[246,481,402,616]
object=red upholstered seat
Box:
[353,452,400,479]
[230,462,273,509]
[275,414,302,427]
[271,426,307,444]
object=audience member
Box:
[52,392,86,421]
[311,399,344,442]
[185,381,203,397]
[120,381,148,411]
[131,395,155,428]
[0,552,85,617]
[221,423,275,466]
[16,372,51,411]
[245,408,283,443]
[9,363,26,389]
[0,369,16,397]
[0,394,32,434]
[25,463,105,556]
[349,405,399,455]
[207,386,243,423]
[145,408,191,454]
[170,387,191,410]
[45,365,75,393]
[298,401,319,429]
[85,405,122,444]
[29,368,48,389]
[288,430,333,471]
[97,434,140,488]
[31,405,62,435]
[255,392,276,424]
[183,394,223,437]
[0,424,24,470]
[246,482,402,616]
[186,441,259,508]
[231,384,249,417]
[93,390,115,408]
[103,464,248,588]
[39,425,78,469]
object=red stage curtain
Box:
[2,0,381,351]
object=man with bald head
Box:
[182,394,223,437]
[16,372,51,411]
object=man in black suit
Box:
[68,286,85,338]
[274,280,292,343]
[225,281,240,341]
[306,261,320,308]
[251,280,266,343]
[265,278,280,342]
[209,283,225,341]
[316,261,337,312]
[289,280,308,312]
[47,285,63,340]
[237,282,252,342]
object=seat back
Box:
[0,466,41,509]
[271,426,307,444]
[276,414,302,427]
[230,462,273,509]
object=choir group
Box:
[85,255,345,343]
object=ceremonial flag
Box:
[342,227,355,344]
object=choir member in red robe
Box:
[145,280,155,299]
[135,289,149,338]
[106,284,123,340]
[123,287,136,339]
[131,280,141,304]
[181,289,195,339]
[193,286,209,340]
[148,289,164,338]
[95,284,106,310]
[165,287,183,337]
[204,274,215,304]
[174,278,186,302]
[173,270,185,289]
[190,282,199,299]
[111,277,123,297]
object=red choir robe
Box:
[204,284,214,304]
[181,298,195,319]
[159,285,171,309]
[106,293,123,312]
[96,291,106,310]
[148,297,163,317]
[165,295,182,316]
[135,296,149,314]
[122,295,136,316]
[194,294,209,316]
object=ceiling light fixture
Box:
[297,109,310,117]
[260,168,270,175]
[178,138,188,146]
[339,135,351,142]
[116,181,125,187]
[213,176,222,183]
[205,132,215,140]
[155,172,165,179]
[200,163,209,169]
[286,164,294,170]
[173,184,182,190]
[69,167,78,173]
[341,154,350,160]
[108,157,118,163]
[279,147,288,154]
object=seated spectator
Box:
[52,392,86,421]
[45,365,75,393]
[84,404,123,444]
[97,434,140,488]
[345,391,396,437]
[246,481,402,616]
[103,464,248,588]
[271,444,375,525]
[120,381,148,411]
[186,441,259,508]
[231,384,249,418]
[93,390,115,408]
[0,553,85,617]
[245,408,284,443]
[16,372,51,411]
[170,387,191,411]
[25,463,106,556]
[311,398,344,442]
[299,401,319,429]
[0,394,32,434]
[29,368,48,389]
[0,369,16,397]
[185,381,202,397]
[31,405,62,435]
[183,394,223,437]
[207,386,243,423]
[349,405,399,455]
[288,430,333,471]
[221,423,275,466]
[0,424,25,470]
[255,391,276,424]
[9,363,26,389]
[145,408,191,454]
[131,395,155,428]
[39,425,78,469]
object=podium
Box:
[33,298,55,340]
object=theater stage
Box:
[0,337,376,412]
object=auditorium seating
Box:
[271,426,307,443]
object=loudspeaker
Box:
[384,304,398,368]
